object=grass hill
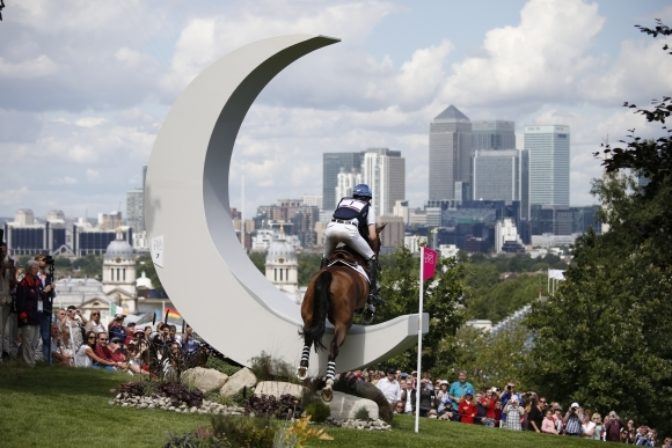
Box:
[0,363,598,447]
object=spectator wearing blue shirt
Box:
[448,370,474,418]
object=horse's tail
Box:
[304,270,331,351]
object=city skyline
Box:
[1,0,671,218]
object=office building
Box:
[4,209,66,256]
[524,125,570,213]
[334,168,362,201]
[429,105,473,201]
[322,152,364,210]
[472,120,516,150]
[361,148,405,216]
[72,218,132,256]
[472,149,520,204]
[126,188,144,232]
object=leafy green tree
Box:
[524,20,672,434]
[376,248,465,372]
[135,254,165,296]
[72,255,103,279]
[465,274,545,323]
[247,251,265,273]
[446,325,529,389]
[297,252,321,285]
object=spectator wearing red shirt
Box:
[482,388,500,427]
[458,389,477,424]
[93,332,126,371]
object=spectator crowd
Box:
[351,367,667,446]
[0,247,206,380]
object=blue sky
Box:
[1,0,671,220]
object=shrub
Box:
[249,351,298,383]
[303,401,330,423]
[160,382,204,408]
[210,415,276,448]
[245,394,302,420]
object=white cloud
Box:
[583,38,672,105]
[50,176,78,186]
[439,0,604,107]
[86,169,101,182]
[0,55,58,78]
[75,117,106,128]
[0,186,30,206]
[161,1,397,93]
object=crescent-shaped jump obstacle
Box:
[145,34,428,376]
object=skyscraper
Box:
[126,188,144,231]
[361,148,405,216]
[524,125,570,212]
[322,152,364,210]
[429,105,473,201]
[472,149,519,203]
[472,120,516,150]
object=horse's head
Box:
[370,224,386,256]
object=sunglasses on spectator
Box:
[98,337,108,341]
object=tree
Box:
[376,248,465,372]
[525,20,672,434]
[135,254,165,296]
[72,255,103,279]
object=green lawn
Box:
[0,363,601,447]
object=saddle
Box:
[325,248,370,283]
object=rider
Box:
[322,183,381,322]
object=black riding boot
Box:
[364,257,381,323]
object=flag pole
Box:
[414,246,425,433]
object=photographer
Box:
[35,254,55,363]
[563,402,584,436]
[16,260,41,366]
[0,237,17,361]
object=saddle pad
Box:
[327,260,369,283]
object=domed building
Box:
[101,232,137,313]
[265,230,299,302]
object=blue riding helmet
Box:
[352,183,372,199]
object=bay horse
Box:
[297,225,385,401]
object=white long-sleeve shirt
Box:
[376,377,401,404]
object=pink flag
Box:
[422,247,438,281]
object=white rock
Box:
[219,368,257,398]
[181,367,229,394]
[327,391,379,421]
[254,381,306,399]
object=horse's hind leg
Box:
[321,323,347,402]
[297,335,312,380]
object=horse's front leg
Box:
[297,336,312,380]
[321,323,347,402]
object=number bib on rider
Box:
[333,198,368,220]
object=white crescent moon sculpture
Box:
[145,34,428,375]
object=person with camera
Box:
[35,254,55,363]
[563,402,584,436]
[0,239,17,362]
[64,305,85,353]
[15,260,42,367]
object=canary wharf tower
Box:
[524,125,570,211]
[429,105,473,201]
